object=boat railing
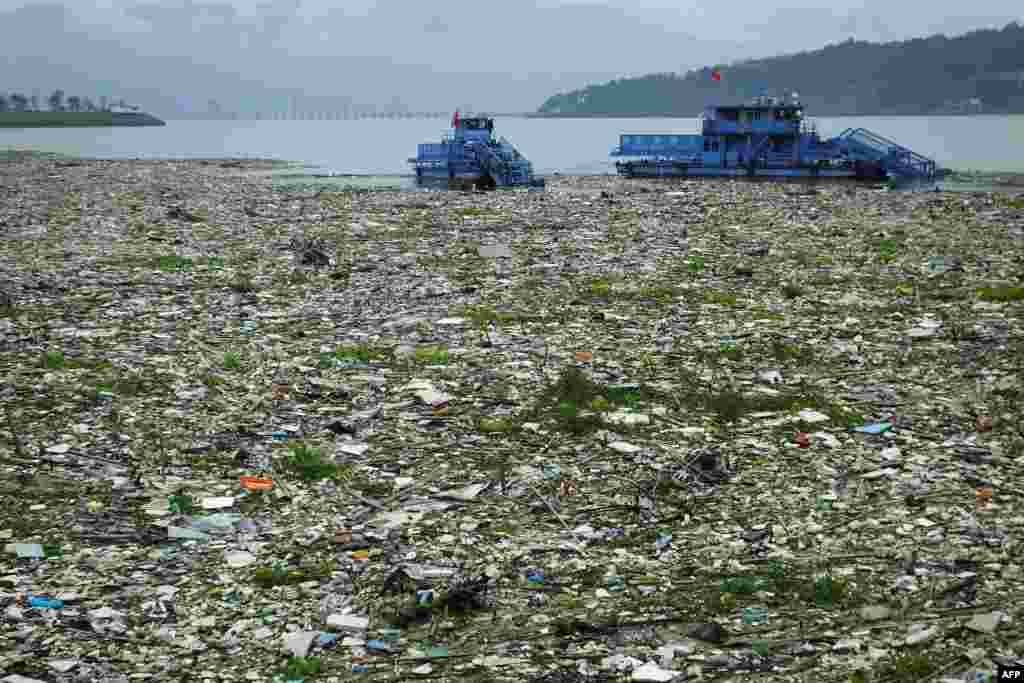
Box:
[834,127,937,178]
[799,118,818,136]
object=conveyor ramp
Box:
[833,128,937,179]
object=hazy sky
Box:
[1,0,1020,113]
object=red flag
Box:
[711,70,721,81]
[451,109,460,127]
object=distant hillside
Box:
[0,111,165,127]
[536,22,1024,116]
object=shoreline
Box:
[3,150,1024,192]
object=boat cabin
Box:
[702,100,803,137]
[452,116,494,143]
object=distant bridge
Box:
[173,111,541,121]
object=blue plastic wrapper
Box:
[316,632,339,649]
[416,589,434,606]
[366,639,392,652]
[656,533,673,551]
[854,422,892,434]
[28,596,64,609]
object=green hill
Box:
[536,22,1024,116]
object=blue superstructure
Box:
[409,116,543,189]
[611,95,940,181]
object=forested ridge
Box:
[536,22,1024,116]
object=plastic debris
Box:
[201,496,235,509]
[283,631,318,658]
[327,614,369,632]
[28,596,64,609]
[854,422,893,434]
[631,661,683,682]
[3,158,1023,683]
[225,550,257,568]
[797,409,830,423]
[240,475,273,491]
[14,543,44,558]
[168,526,211,541]
[742,607,769,625]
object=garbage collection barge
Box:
[409,115,544,190]
[610,95,940,181]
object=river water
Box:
[2,115,1022,185]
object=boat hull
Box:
[614,160,887,180]
[410,163,544,189]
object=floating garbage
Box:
[168,526,210,541]
[240,475,273,491]
[28,595,64,609]
[14,543,44,559]
[854,422,893,434]
[5,155,1023,683]
[742,607,769,625]
[426,645,449,658]
[189,513,243,531]
[201,496,235,510]
[316,632,339,649]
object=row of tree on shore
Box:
[0,90,129,113]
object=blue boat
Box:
[610,95,940,181]
[409,114,544,189]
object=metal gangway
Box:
[464,138,534,186]
[833,128,937,179]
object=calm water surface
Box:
[2,116,1022,178]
